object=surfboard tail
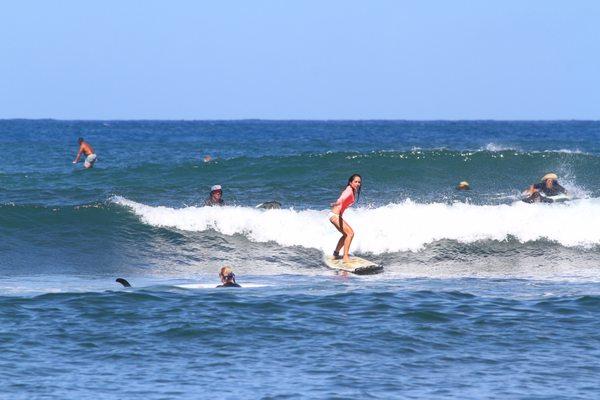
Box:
[322,255,383,275]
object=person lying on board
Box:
[522,173,567,203]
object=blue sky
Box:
[1,0,599,119]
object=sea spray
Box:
[113,196,600,253]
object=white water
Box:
[113,196,600,253]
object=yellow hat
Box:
[457,181,470,190]
[541,173,558,182]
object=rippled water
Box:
[1,120,600,398]
[2,278,600,399]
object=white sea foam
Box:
[175,283,267,289]
[482,143,589,155]
[544,148,586,155]
[113,196,600,253]
[484,143,516,152]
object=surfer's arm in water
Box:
[523,183,545,198]
[527,183,541,194]
[522,184,542,203]
[72,145,84,163]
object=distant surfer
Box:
[456,181,470,190]
[329,174,362,263]
[72,137,97,169]
[204,185,225,206]
[522,173,568,203]
[217,266,241,288]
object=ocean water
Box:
[1,120,600,399]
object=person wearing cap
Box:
[523,173,567,203]
[204,184,225,206]
[72,137,97,169]
[216,266,241,288]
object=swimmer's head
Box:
[203,155,212,163]
[456,181,470,190]
[78,137,84,144]
[210,185,223,200]
[219,266,236,283]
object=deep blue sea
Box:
[1,120,600,399]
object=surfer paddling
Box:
[72,137,97,169]
[329,174,361,263]
[522,173,568,203]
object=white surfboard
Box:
[541,192,572,202]
[323,255,383,275]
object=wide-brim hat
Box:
[541,173,558,182]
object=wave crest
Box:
[113,196,600,253]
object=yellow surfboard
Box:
[323,255,383,275]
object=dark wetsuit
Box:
[204,197,225,207]
[216,282,241,288]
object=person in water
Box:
[204,185,225,206]
[523,173,567,203]
[329,174,362,263]
[72,137,97,168]
[456,181,470,190]
[217,266,241,288]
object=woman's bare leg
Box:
[341,222,354,262]
[330,216,353,261]
[330,216,345,257]
[334,235,345,255]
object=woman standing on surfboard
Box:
[329,174,361,263]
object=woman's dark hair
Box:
[347,174,362,203]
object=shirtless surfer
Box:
[72,138,97,169]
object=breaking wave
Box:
[113,196,600,253]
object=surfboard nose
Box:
[116,278,132,287]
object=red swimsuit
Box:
[336,186,355,216]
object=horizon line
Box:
[1,118,599,123]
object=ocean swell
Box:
[113,196,600,253]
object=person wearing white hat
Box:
[204,184,225,206]
[522,173,567,203]
[456,181,470,190]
